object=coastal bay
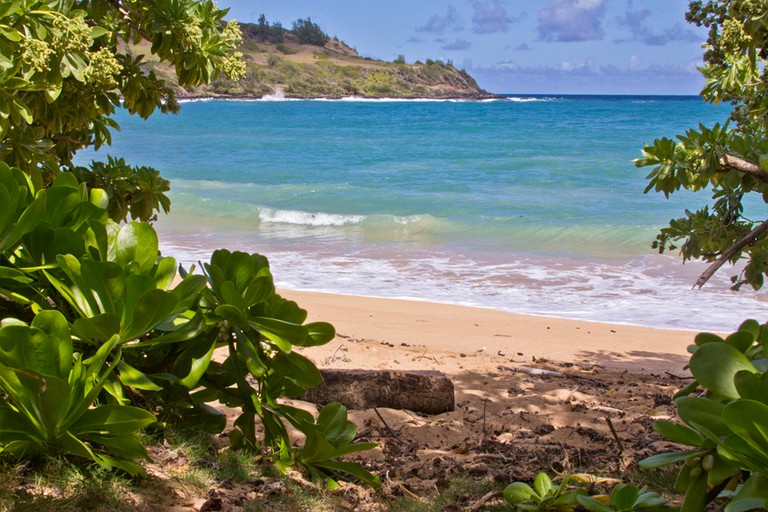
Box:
[77,96,764,332]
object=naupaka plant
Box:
[0,0,379,489]
[0,310,155,475]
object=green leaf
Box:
[725,474,768,512]
[121,289,179,340]
[0,196,44,253]
[298,322,335,347]
[653,420,704,446]
[689,342,757,400]
[117,361,162,391]
[676,396,729,437]
[640,450,697,469]
[533,472,552,497]
[722,400,768,468]
[219,280,247,311]
[316,403,356,447]
[504,482,536,504]
[234,334,268,378]
[611,483,640,510]
[734,370,768,403]
[84,434,149,463]
[576,495,614,512]
[30,311,73,379]
[0,324,61,378]
[72,405,155,435]
[89,188,109,210]
[170,274,207,311]
[0,266,32,284]
[738,319,761,339]
[154,256,177,290]
[114,222,159,273]
[80,259,125,315]
[90,26,109,39]
[725,331,755,353]
[174,334,217,389]
[680,472,707,512]
[694,332,723,346]
[0,368,70,440]
[72,314,120,344]
[249,316,308,352]
[309,460,380,489]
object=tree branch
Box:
[695,218,768,288]
[104,0,151,41]
[719,153,768,184]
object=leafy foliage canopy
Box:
[636,0,768,290]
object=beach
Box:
[285,289,696,375]
[239,289,695,505]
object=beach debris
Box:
[302,369,455,414]
[498,365,563,378]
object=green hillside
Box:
[130,20,496,100]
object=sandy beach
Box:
[283,289,697,375]
[139,290,703,509]
[233,289,699,506]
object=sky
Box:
[217,1,708,96]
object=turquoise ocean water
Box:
[75,95,766,331]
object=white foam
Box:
[505,96,558,102]
[158,229,765,333]
[258,207,365,226]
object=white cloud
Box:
[471,0,522,34]
[416,6,463,34]
[537,0,607,42]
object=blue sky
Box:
[218,1,707,95]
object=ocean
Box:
[74,95,766,331]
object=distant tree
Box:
[255,13,269,38]
[252,14,284,43]
[636,0,768,290]
[394,54,406,64]
[291,17,329,46]
[270,21,285,43]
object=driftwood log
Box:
[302,369,455,414]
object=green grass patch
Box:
[275,44,297,55]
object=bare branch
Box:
[719,153,768,184]
[695,218,768,288]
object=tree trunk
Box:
[302,369,455,414]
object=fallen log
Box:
[302,369,455,414]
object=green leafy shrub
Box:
[577,484,672,512]
[275,44,297,55]
[0,311,155,475]
[503,472,587,510]
[291,18,329,46]
[0,160,378,487]
[0,0,378,488]
[640,319,768,510]
[503,473,674,511]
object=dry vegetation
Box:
[128,27,495,100]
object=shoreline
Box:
[281,289,698,375]
[176,92,503,103]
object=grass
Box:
[387,477,512,511]
[0,458,137,512]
